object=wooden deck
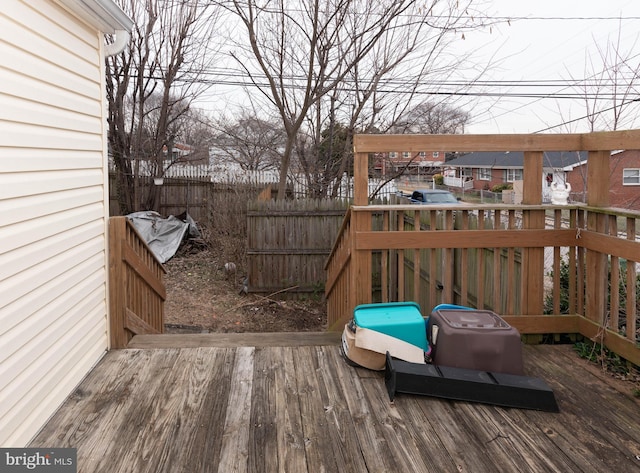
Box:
[30,333,640,473]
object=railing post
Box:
[351,208,372,307]
[353,151,369,206]
[351,150,373,309]
[585,150,611,323]
[521,151,545,315]
[108,217,127,349]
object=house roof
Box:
[445,151,588,170]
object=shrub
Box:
[491,183,513,193]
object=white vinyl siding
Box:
[0,0,110,446]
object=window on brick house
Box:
[505,169,523,182]
[623,168,640,185]
[477,168,491,180]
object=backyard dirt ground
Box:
[163,244,327,333]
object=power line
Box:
[533,97,640,133]
[135,73,638,100]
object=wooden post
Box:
[585,150,610,323]
[586,150,610,207]
[351,150,372,307]
[350,209,372,307]
[353,151,369,206]
[521,151,545,315]
[108,217,126,349]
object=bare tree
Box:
[571,23,640,132]
[550,25,640,204]
[106,0,221,213]
[391,101,470,134]
[212,111,284,171]
[221,0,491,199]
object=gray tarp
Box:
[126,211,191,263]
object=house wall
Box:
[609,150,640,210]
[462,152,640,209]
[565,165,587,202]
[565,151,640,210]
[467,168,514,190]
[0,0,111,446]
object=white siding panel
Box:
[0,121,102,150]
[0,94,102,134]
[0,187,103,224]
[0,272,104,385]
[27,0,98,46]
[0,225,104,314]
[0,169,103,200]
[0,202,104,255]
[1,4,100,81]
[0,235,104,313]
[0,49,100,114]
[0,220,102,282]
[0,308,107,446]
[0,0,113,446]
[0,149,102,170]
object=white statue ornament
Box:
[550,181,571,205]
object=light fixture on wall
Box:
[154,177,164,185]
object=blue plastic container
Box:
[353,302,428,351]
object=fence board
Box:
[247,199,348,298]
[109,174,269,227]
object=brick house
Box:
[444,151,587,202]
[444,149,640,210]
[610,150,640,209]
[566,149,640,210]
[374,150,445,174]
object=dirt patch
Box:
[163,245,327,333]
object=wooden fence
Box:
[109,173,269,226]
[109,216,166,348]
[246,199,349,297]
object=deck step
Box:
[127,331,341,349]
[384,352,559,412]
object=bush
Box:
[433,173,444,185]
[491,183,513,193]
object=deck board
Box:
[218,346,254,473]
[29,336,640,473]
[248,347,278,473]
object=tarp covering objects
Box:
[126,211,198,263]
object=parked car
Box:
[409,189,461,204]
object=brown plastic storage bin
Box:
[428,309,524,375]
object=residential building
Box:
[444,151,588,203]
[374,150,445,175]
[0,0,132,446]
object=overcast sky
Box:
[465,0,640,134]
[198,1,640,135]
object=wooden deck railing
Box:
[326,130,640,366]
[325,204,639,364]
[109,216,166,348]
